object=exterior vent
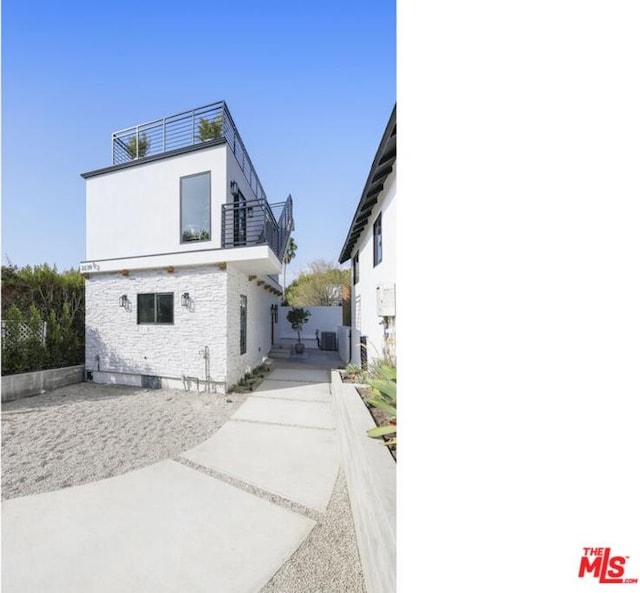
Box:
[320,331,337,351]
[142,375,161,389]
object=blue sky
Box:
[4,3,640,586]
[1,0,395,278]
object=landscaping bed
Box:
[339,367,396,460]
[331,370,396,593]
[227,363,272,394]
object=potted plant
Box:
[286,307,310,353]
[198,117,223,142]
[124,133,149,159]
[182,228,209,242]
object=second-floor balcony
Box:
[222,195,293,261]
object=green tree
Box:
[286,307,310,344]
[285,259,350,306]
[282,236,297,301]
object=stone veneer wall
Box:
[85,266,228,387]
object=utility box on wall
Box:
[376,283,396,317]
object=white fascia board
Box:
[80,245,282,275]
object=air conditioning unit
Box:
[320,331,337,351]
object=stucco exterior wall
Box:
[86,145,227,261]
[85,266,228,386]
[351,169,397,365]
[226,144,260,204]
[225,265,279,387]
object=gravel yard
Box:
[1,366,368,593]
[1,382,248,501]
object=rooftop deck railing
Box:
[112,101,269,203]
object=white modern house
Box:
[80,101,293,392]
[338,105,396,367]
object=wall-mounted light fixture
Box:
[248,206,254,218]
[271,303,278,322]
[119,295,129,308]
[230,180,239,197]
[181,292,191,307]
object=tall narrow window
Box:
[373,214,382,267]
[137,293,174,324]
[181,172,211,243]
[353,252,360,284]
[240,295,247,354]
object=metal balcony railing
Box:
[112,101,269,203]
[222,195,293,262]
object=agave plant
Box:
[366,364,397,447]
[342,363,369,384]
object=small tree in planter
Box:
[124,133,149,159]
[198,117,223,141]
[286,307,310,353]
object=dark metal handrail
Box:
[221,197,293,261]
[221,199,277,253]
[270,195,294,260]
[112,101,269,203]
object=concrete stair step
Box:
[268,345,291,359]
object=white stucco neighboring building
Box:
[338,105,396,367]
[81,101,293,392]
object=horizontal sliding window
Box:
[137,293,174,324]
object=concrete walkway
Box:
[2,353,343,593]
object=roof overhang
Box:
[80,244,282,276]
[338,105,396,264]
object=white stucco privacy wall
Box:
[351,169,397,366]
[85,266,228,388]
[86,145,227,261]
[275,306,343,349]
[225,265,279,387]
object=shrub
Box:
[1,265,85,375]
[366,364,397,448]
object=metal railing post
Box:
[221,204,226,248]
